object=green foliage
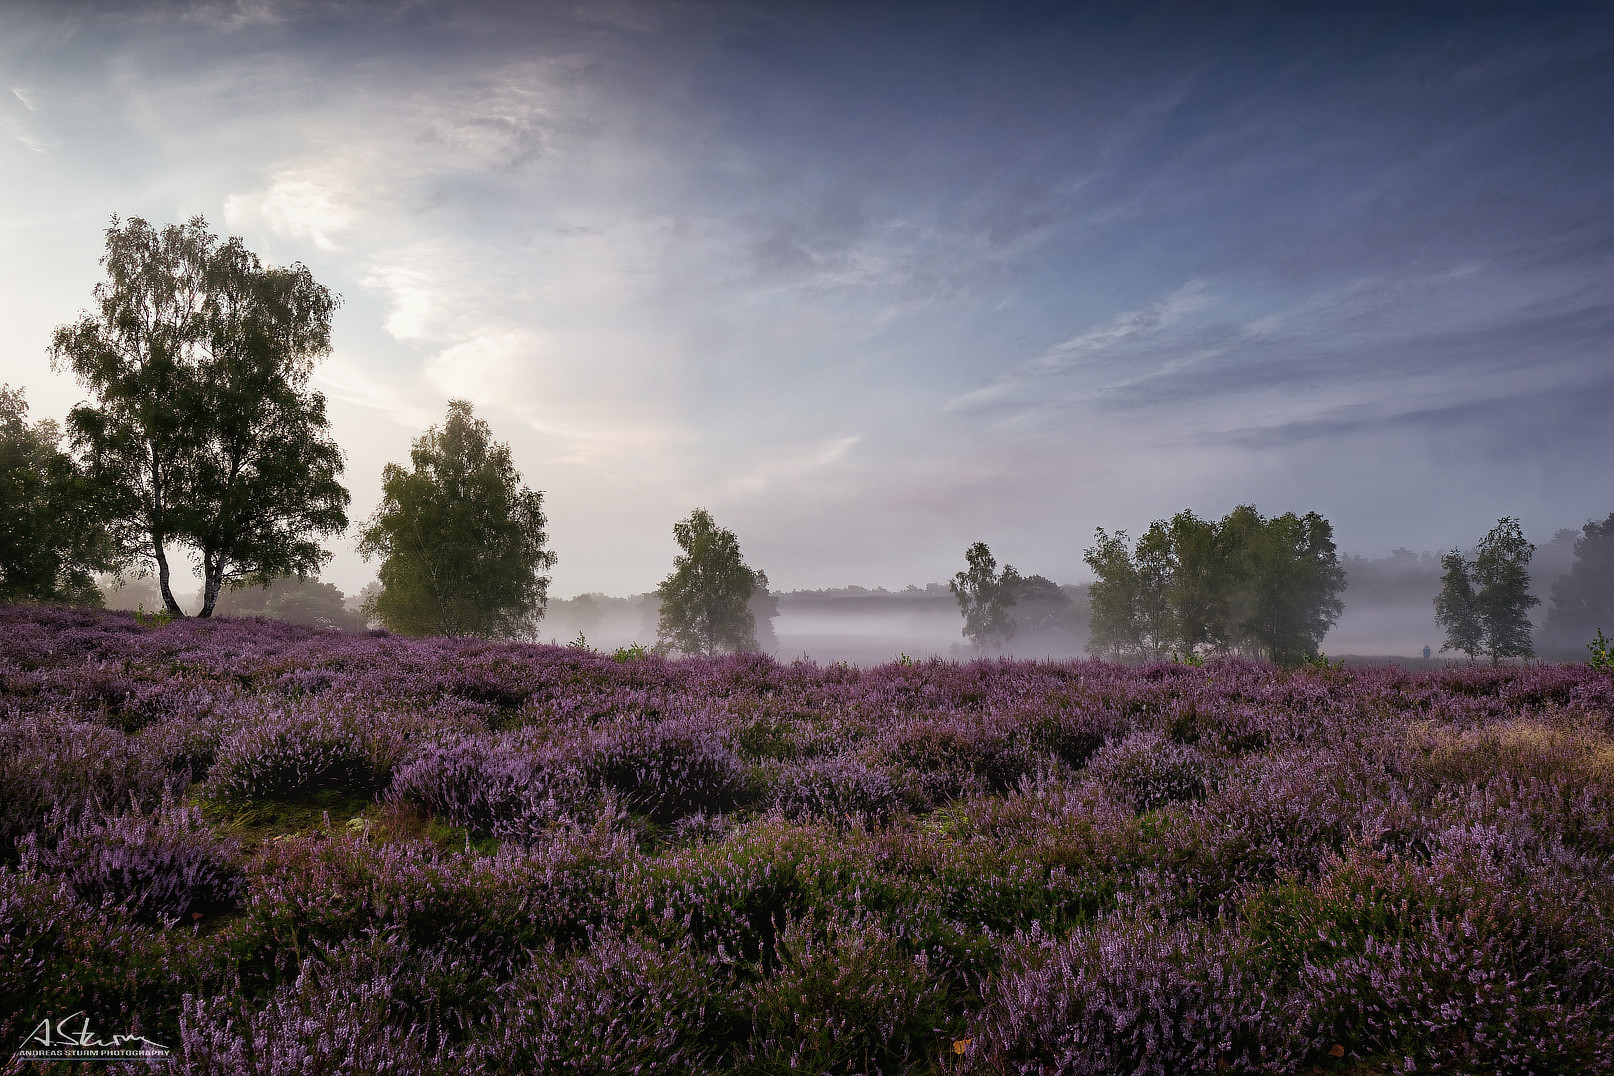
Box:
[48,215,348,618]
[612,642,649,663]
[1587,629,1614,670]
[655,508,770,657]
[134,602,174,629]
[0,385,111,604]
[1435,518,1538,663]
[1084,526,1165,659]
[1434,548,1482,659]
[1085,505,1345,663]
[950,541,1021,652]
[211,575,365,631]
[358,400,556,639]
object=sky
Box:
[3,0,1613,600]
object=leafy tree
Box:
[0,385,112,604]
[655,508,770,657]
[1084,528,1169,659]
[1085,505,1345,662]
[1013,574,1073,631]
[1435,518,1539,663]
[1541,512,1614,658]
[1472,517,1538,661]
[358,400,556,639]
[1222,507,1346,663]
[1161,511,1225,655]
[950,541,1021,652]
[1434,549,1482,659]
[211,575,364,631]
[749,586,780,654]
[48,215,348,617]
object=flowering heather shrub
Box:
[386,730,591,839]
[468,932,727,1074]
[772,755,905,823]
[205,704,385,803]
[741,909,953,1073]
[137,708,228,784]
[26,803,242,922]
[1086,729,1213,813]
[865,714,1038,806]
[4,606,1614,1071]
[577,714,754,823]
[0,864,78,1043]
[246,824,632,985]
[1251,846,1614,1072]
[0,711,170,858]
[170,934,447,1076]
[970,920,1281,1075]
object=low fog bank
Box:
[540,583,1091,665]
[1326,532,1581,659]
[771,583,1090,665]
[94,530,1600,664]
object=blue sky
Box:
[3,0,1612,598]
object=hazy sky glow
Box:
[3,0,1613,598]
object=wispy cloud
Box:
[224,174,354,250]
[719,434,862,499]
[946,279,1210,413]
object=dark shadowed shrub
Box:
[1087,730,1212,813]
[579,716,753,823]
[772,755,904,824]
[25,804,242,922]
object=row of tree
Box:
[5,216,1610,662]
[0,215,776,656]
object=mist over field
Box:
[96,529,1595,665]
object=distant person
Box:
[1423,645,1431,660]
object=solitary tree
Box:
[655,508,770,657]
[951,541,1021,652]
[1472,517,1538,662]
[1435,518,1538,663]
[0,385,113,604]
[48,216,348,617]
[1434,549,1482,659]
[1541,512,1614,657]
[358,400,556,639]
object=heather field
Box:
[2,606,1613,1074]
